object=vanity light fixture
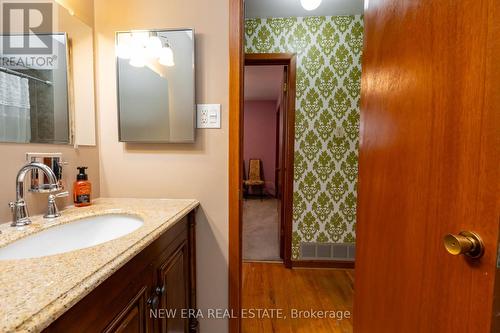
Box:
[300,0,322,11]
[116,32,175,68]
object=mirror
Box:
[0,1,97,145]
[116,29,195,143]
[0,34,69,144]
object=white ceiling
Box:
[244,66,284,101]
[244,0,364,18]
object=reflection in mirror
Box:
[0,0,97,146]
[116,29,195,143]
[0,34,69,144]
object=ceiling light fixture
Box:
[300,0,322,11]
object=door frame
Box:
[228,0,244,331]
[245,53,297,267]
[274,70,284,258]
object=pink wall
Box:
[244,100,277,195]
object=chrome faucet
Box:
[9,162,60,227]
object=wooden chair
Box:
[243,159,265,198]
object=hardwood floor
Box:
[242,262,354,333]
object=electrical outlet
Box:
[197,104,221,128]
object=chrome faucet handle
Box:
[8,202,16,224]
[44,191,69,219]
[9,200,30,226]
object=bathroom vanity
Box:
[0,198,199,333]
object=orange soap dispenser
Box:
[73,166,92,207]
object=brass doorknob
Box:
[443,231,484,258]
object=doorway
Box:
[242,54,296,267]
[241,50,355,332]
[234,0,363,329]
[230,0,363,332]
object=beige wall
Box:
[0,144,100,223]
[93,0,229,332]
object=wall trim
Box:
[291,260,355,269]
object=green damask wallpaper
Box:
[245,15,363,259]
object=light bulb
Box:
[116,33,132,59]
[116,44,131,59]
[129,48,146,67]
[127,32,148,67]
[300,0,322,11]
[159,46,175,67]
[146,36,162,58]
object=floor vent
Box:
[300,242,355,261]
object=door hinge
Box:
[283,83,287,92]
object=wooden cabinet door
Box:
[355,0,499,332]
[103,286,149,333]
[157,241,189,333]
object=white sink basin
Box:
[0,214,143,260]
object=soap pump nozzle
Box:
[76,166,88,181]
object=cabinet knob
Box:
[147,294,159,309]
[155,284,165,295]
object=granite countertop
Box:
[0,197,199,333]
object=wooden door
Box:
[354,0,499,332]
[158,242,189,333]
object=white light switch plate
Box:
[197,104,221,129]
